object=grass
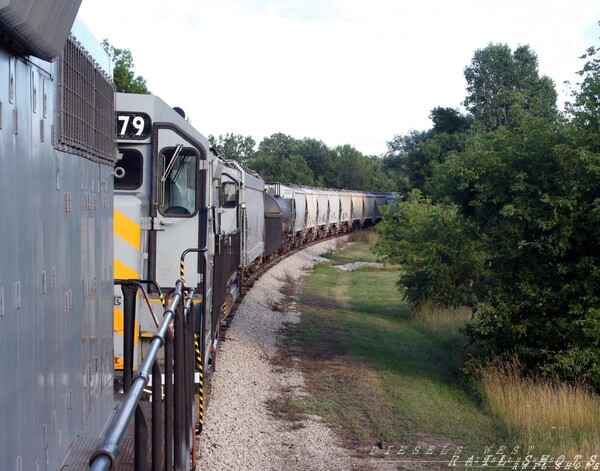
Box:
[274,233,600,467]
[408,302,473,344]
[281,234,506,463]
[478,359,600,458]
[320,230,381,264]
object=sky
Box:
[78,0,600,156]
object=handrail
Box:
[90,206,211,470]
[90,280,185,471]
[179,206,210,438]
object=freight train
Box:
[0,2,393,470]
[112,93,388,376]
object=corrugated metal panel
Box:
[241,170,265,267]
[327,191,340,225]
[340,193,352,225]
[315,191,329,227]
[351,193,364,221]
[4,50,17,468]
[305,189,317,230]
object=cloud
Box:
[79,0,600,156]
[241,0,344,21]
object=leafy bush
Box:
[373,190,484,308]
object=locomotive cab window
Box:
[114,149,143,190]
[221,181,238,208]
[159,145,198,216]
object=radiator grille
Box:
[57,36,116,165]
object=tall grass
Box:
[407,301,600,457]
[479,359,600,457]
[347,229,377,244]
[408,302,472,343]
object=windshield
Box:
[159,146,198,216]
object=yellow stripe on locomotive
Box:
[113,204,144,370]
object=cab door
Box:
[151,126,206,288]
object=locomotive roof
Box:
[116,92,212,151]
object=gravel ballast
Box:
[195,239,370,470]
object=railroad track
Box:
[218,232,350,343]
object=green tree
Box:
[244,132,389,190]
[257,132,296,159]
[430,106,472,134]
[380,153,410,193]
[102,40,150,94]
[247,152,313,185]
[565,38,600,150]
[385,130,431,192]
[247,133,313,184]
[385,109,471,194]
[364,155,398,192]
[463,44,557,131]
[208,133,256,163]
[373,190,484,308]
[294,138,338,187]
[379,41,600,390]
[336,144,371,190]
[452,119,600,387]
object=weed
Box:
[276,270,298,298]
[264,293,285,312]
[321,250,334,260]
[264,271,300,312]
[334,237,348,251]
[408,301,473,349]
[266,392,305,429]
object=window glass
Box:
[221,181,237,209]
[114,149,143,190]
[159,146,198,216]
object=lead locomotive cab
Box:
[113,93,245,378]
[113,95,212,372]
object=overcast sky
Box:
[78,0,600,156]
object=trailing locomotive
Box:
[107,93,393,468]
[112,93,258,379]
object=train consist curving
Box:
[0,2,394,470]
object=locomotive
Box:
[0,1,117,470]
[0,1,393,469]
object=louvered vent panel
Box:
[57,35,116,165]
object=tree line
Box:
[208,133,402,192]
[374,39,600,390]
